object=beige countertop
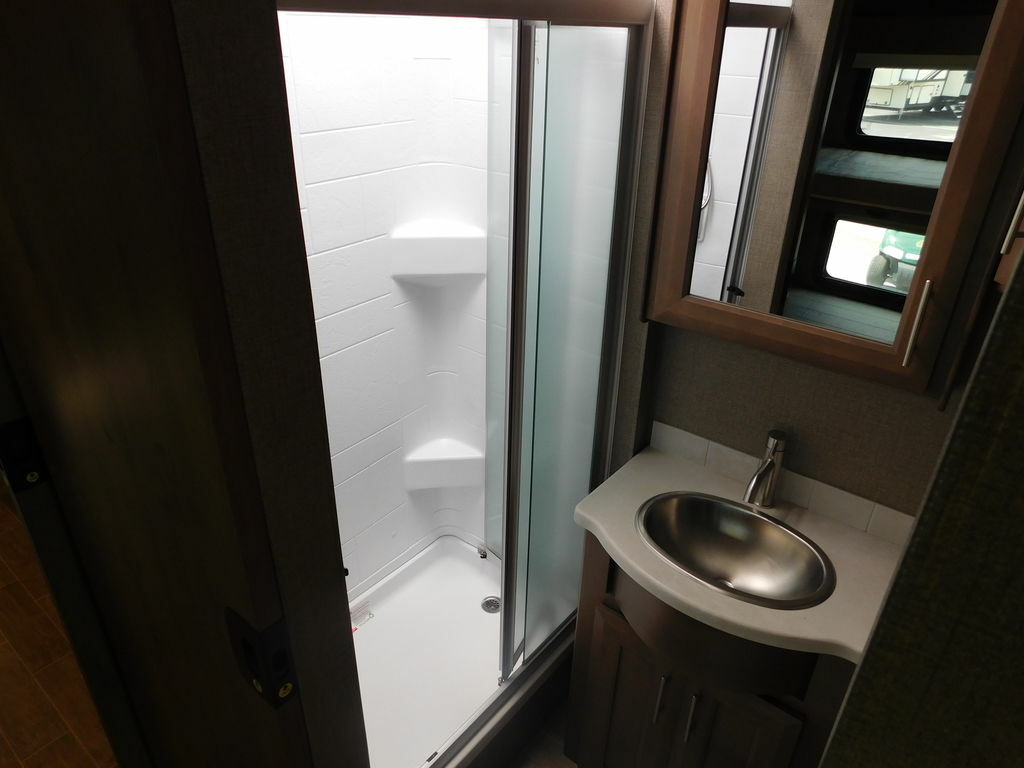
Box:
[574,448,904,664]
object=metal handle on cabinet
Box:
[652,676,668,724]
[1000,186,1024,254]
[902,279,933,368]
[683,694,698,742]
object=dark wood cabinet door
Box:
[580,604,804,768]
[579,605,693,768]
[677,689,802,768]
[569,545,854,768]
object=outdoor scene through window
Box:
[859,67,973,142]
[824,220,924,295]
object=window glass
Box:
[824,219,924,295]
[859,67,973,142]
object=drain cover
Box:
[481,596,501,614]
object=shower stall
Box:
[277,6,646,766]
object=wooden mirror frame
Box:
[646,0,1024,391]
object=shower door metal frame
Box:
[499,17,538,683]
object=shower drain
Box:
[481,596,501,614]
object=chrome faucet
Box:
[743,430,787,508]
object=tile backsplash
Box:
[650,421,916,547]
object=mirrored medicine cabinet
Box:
[647,0,1024,391]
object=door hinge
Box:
[225,609,297,709]
[0,418,49,492]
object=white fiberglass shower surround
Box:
[277,3,645,767]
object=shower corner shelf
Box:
[389,219,487,285]
[404,437,484,490]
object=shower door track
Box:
[428,617,577,768]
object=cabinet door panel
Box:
[580,605,686,768]
[685,691,802,768]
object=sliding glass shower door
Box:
[500,21,633,680]
[278,2,646,763]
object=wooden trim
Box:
[891,0,1024,381]
[726,3,790,29]
[650,297,921,386]
[565,533,613,761]
[999,185,1024,254]
[647,0,729,315]
[995,168,1024,292]
[995,236,1023,291]
[276,0,651,24]
[646,0,1024,391]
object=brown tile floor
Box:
[0,490,117,767]
[507,700,577,768]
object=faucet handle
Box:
[766,430,787,453]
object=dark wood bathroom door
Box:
[0,2,368,766]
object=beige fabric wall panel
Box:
[652,328,957,513]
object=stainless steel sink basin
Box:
[637,492,835,609]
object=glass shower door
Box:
[500,21,631,679]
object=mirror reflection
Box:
[689,1,993,346]
[780,221,925,344]
[859,68,973,142]
[690,24,779,304]
[824,221,922,295]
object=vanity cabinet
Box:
[581,605,801,768]
[567,534,854,768]
[579,605,686,767]
[681,686,801,768]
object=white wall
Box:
[691,27,768,300]
[279,12,494,596]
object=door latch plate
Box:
[224,609,297,709]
